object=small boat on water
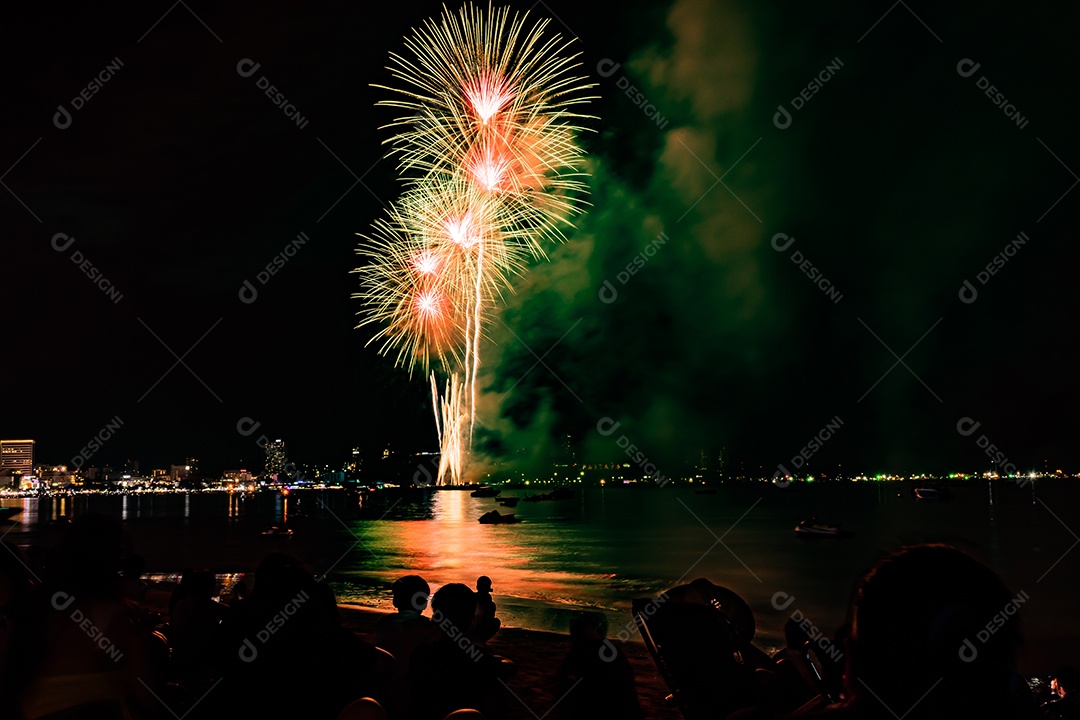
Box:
[470,486,501,498]
[478,510,520,524]
[794,519,848,538]
[914,485,953,500]
[523,487,575,502]
[498,497,520,507]
[260,525,294,538]
[0,507,24,520]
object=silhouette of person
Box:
[375,575,439,718]
[808,544,1038,720]
[770,617,819,708]
[821,622,851,703]
[120,554,148,605]
[472,575,501,643]
[198,554,388,720]
[407,583,506,720]
[170,570,226,680]
[0,542,36,694]
[376,575,438,668]
[554,612,643,720]
[476,576,495,614]
[169,567,195,618]
[8,514,156,719]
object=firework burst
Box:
[355,2,594,484]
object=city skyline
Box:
[2,431,1074,485]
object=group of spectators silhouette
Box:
[712,544,1077,720]
[0,512,1076,720]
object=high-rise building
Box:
[347,447,362,475]
[1,439,35,482]
[266,440,286,479]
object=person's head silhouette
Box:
[847,545,1026,719]
[432,583,476,635]
[391,575,430,613]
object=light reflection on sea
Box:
[2,480,1076,670]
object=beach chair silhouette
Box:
[633,579,828,719]
[633,581,758,719]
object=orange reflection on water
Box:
[362,491,587,605]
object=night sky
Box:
[2,1,1077,477]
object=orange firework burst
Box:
[376,1,596,250]
[355,2,593,484]
[464,70,516,125]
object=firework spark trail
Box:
[355,2,594,484]
[431,372,464,484]
[471,241,483,442]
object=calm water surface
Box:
[3,481,1076,669]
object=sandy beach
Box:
[140,583,679,719]
[337,605,682,720]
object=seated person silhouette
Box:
[197,555,387,720]
[806,544,1037,720]
[554,612,643,720]
[472,576,501,643]
[375,574,439,718]
[771,617,821,708]
[376,575,439,670]
[407,583,507,720]
[11,514,156,719]
[120,554,148,605]
[170,570,227,680]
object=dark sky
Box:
[1,1,1077,477]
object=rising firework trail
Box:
[355,2,594,484]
